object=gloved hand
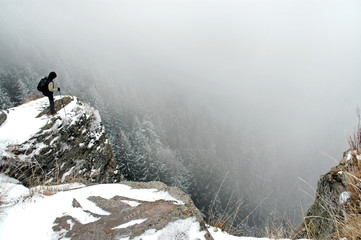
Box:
[58,87,61,91]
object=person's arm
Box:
[48,82,60,92]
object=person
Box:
[44,71,60,115]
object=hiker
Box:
[42,72,60,115]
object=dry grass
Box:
[332,156,361,239]
[207,195,245,234]
[208,197,299,238]
[334,207,361,239]
[347,108,361,150]
[0,162,88,207]
[262,217,296,239]
[207,174,242,233]
[206,174,281,237]
[328,115,361,239]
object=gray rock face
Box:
[0,111,6,126]
[52,181,214,240]
[0,97,121,185]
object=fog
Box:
[1,0,361,229]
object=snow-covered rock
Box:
[0,96,120,185]
[0,177,213,240]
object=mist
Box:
[1,0,361,230]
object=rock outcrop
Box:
[0,111,6,126]
[0,96,120,185]
[52,181,213,240]
[294,148,361,239]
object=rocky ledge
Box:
[0,96,120,185]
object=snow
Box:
[0,98,48,157]
[0,97,310,240]
[0,174,311,240]
[113,219,147,229]
[208,226,306,240]
[0,179,311,240]
[0,95,106,165]
[339,191,351,205]
[61,166,75,182]
[65,205,101,224]
[0,174,30,205]
[130,217,207,240]
[122,199,141,207]
[0,96,78,159]
[0,181,184,240]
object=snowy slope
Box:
[0,97,49,157]
[0,175,309,240]
[0,96,76,158]
[0,176,188,240]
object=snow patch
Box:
[74,195,110,216]
[0,98,49,157]
[0,174,30,205]
[64,206,100,224]
[87,139,95,149]
[113,219,147,229]
[61,166,75,182]
[339,191,351,205]
[132,217,207,240]
[122,199,141,207]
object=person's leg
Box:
[48,95,55,115]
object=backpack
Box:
[37,77,49,95]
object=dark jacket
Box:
[43,78,59,96]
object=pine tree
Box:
[0,85,12,109]
[118,128,136,180]
[17,78,31,102]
